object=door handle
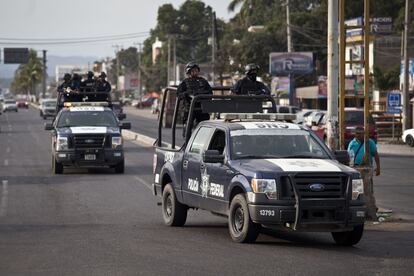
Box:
[183,160,188,169]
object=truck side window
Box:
[208,130,226,155]
[189,127,212,154]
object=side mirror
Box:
[203,150,225,163]
[118,113,126,120]
[120,122,131,130]
[44,123,53,130]
[334,150,349,166]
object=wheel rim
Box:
[165,193,173,218]
[233,205,244,234]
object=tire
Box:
[114,160,125,173]
[162,183,187,226]
[228,194,260,243]
[331,225,364,246]
[52,155,63,174]
[406,135,414,147]
[15,109,18,112]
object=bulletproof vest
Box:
[238,77,265,95]
[184,77,210,95]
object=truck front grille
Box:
[281,174,348,199]
[72,134,106,148]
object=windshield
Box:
[230,129,330,159]
[43,101,56,107]
[57,110,118,128]
[5,100,15,104]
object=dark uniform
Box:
[96,72,111,101]
[57,73,72,93]
[80,71,96,92]
[231,63,270,95]
[177,62,212,133]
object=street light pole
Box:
[402,0,411,131]
[42,50,47,99]
[286,0,292,53]
[326,0,339,150]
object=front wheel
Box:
[162,183,187,226]
[406,135,414,147]
[228,194,260,243]
[52,155,63,174]
[114,160,125,173]
[331,225,364,246]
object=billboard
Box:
[271,76,290,98]
[3,48,29,64]
[345,17,392,37]
[269,52,314,75]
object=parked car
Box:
[16,100,29,108]
[309,108,377,146]
[2,99,18,112]
[402,128,414,147]
[136,97,157,108]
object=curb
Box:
[122,130,157,147]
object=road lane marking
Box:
[0,180,8,217]
[4,159,9,166]
[134,176,152,191]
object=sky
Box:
[0,0,236,59]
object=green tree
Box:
[10,49,43,99]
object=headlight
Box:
[352,179,364,200]
[251,179,277,199]
[112,136,123,148]
[56,136,68,151]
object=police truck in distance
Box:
[45,104,131,174]
[152,91,366,245]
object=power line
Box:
[0,32,149,41]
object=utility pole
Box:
[134,42,143,99]
[402,0,411,131]
[167,36,171,86]
[286,0,292,53]
[42,50,47,99]
[326,0,339,150]
[173,36,177,85]
[212,11,216,85]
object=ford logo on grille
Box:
[85,139,95,143]
[309,183,325,192]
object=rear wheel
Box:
[114,160,125,173]
[331,225,364,246]
[406,135,414,147]
[52,155,63,174]
[162,183,187,226]
[228,194,260,243]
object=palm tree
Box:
[10,49,43,99]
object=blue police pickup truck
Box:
[45,104,131,174]
[152,92,365,245]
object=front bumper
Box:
[55,148,123,167]
[249,200,365,232]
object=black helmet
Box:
[87,71,94,78]
[99,72,107,78]
[63,73,71,80]
[245,63,260,74]
[185,62,200,75]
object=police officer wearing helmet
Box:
[177,62,212,132]
[231,63,270,95]
[95,72,111,101]
[57,73,72,93]
[81,71,96,92]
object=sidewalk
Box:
[124,106,158,120]
[377,141,414,156]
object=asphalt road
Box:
[0,107,414,275]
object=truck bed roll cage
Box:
[157,86,277,148]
